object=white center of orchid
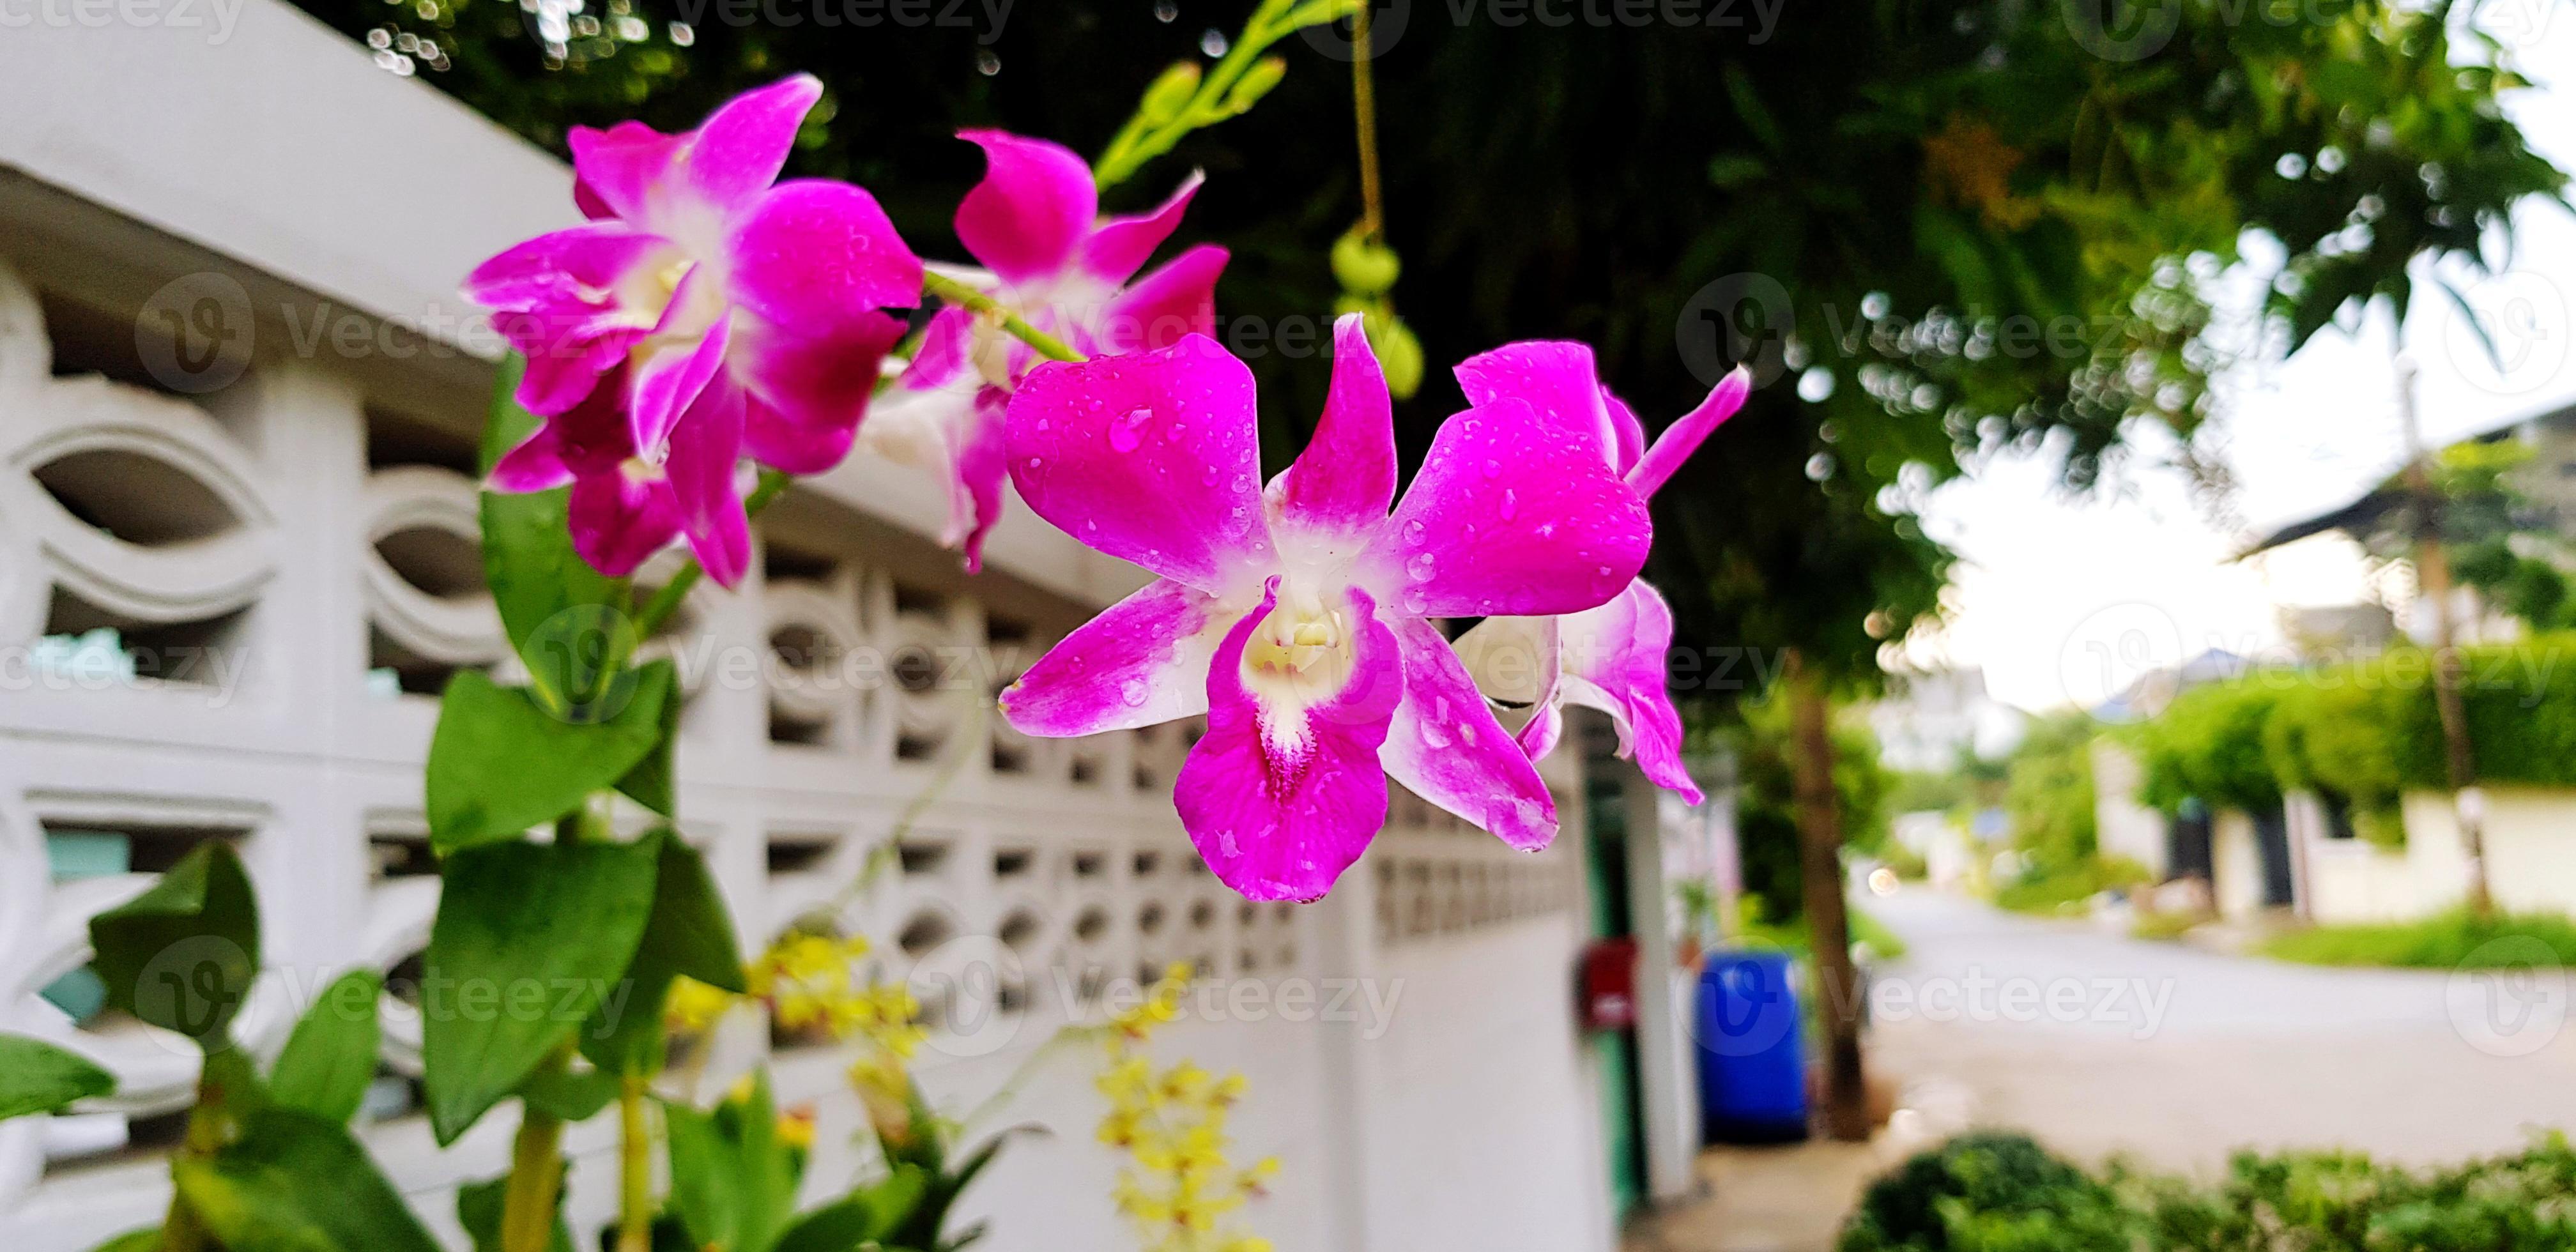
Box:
[620,457,665,485]
[1240,583,1359,715]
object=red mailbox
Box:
[1578,936,1639,1031]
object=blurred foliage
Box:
[1729,686,1894,922]
[2129,676,2289,813]
[1734,896,1910,964]
[2429,440,2576,631]
[289,0,2566,699]
[2262,905,2576,968]
[1847,1132,2576,1252]
[2003,711,2099,875]
[1992,853,2150,915]
[1840,1131,2137,1252]
[2128,638,2576,844]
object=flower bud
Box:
[1330,229,1402,295]
[1141,61,1203,126]
[1225,56,1288,115]
[1372,315,1424,400]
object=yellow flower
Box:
[1095,979,1274,1252]
[664,975,735,1034]
[776,1104,817,1150]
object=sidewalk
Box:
[1623,1074,1975,1252]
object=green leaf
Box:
[173,1107,441,1252]
[457,1166,578,1252]
[582,828,743,1074]
[0,1034,113,1121]
[771,1167,929,1252]
[422,837,659,1144]
[615,658,684,817]
[88,841,259,1046]
[267,970,381,1124]
[518,1064,619,1122]
[666,1071,802,1252]
[424,664,673,853]
[86,1230,159,1252]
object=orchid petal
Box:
[1004,334,1269,593]
[1452,340,1623,468]
[1080,170,1204,286]
[1603,390,1647,476]
[1176,583,1402,901]
[1369,397,1652,618]
[733,307,907,474]
[567,119,690,225]
[507,318,643,418]
[683,74,823,217]
[1558,581,1701,802]
[1379,617,1557,850]
[627,292,732,455]
[461,222,668,312]
[955,388,1010,573]
[666,376,751,588]
[489,430,575,494]
[1625,367,1749,500]
[902,304,978,392]
[567,466,682,579]
[954,130,1097,285]
[1001,577,1223,738]
[726,179,924,335]
[1265,314,1395,547]
[1098,244,1227,357]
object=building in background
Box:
[1869,667,2027,775]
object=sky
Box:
[1917,8,2576,715]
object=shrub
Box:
[1845,1134,2576,1252]
[2131,679,2285,815]
[2135,1136,2576,1250]
[1991,856,2150,916]
[1838,1132,2139,1252]
[2260,907,2576,968]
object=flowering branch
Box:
[1092,0,1358,192]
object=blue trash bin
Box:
[1695,949,1809,1143]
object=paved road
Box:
[1866,887,2576,1173]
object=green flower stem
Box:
[155,1085,226,1252]
[615,1074,652,1252]
[919,271,1087,363]
[630,468,791,639]
[499,1046,574,1252]
[1092,0,1353,192]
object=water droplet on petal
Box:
[1499,489,1517,521]
[1420,722,1452,749]
[1402,590,1428,615]
[1482,459,1502,479]
[1406,553,1436,582]
[1110,407,1151,452]
[1403,519,1427,544]
[1121,678,1150,707]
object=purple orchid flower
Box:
[867,130,1227,572]
[486,364,747,581]
[995,317,1653,901]
[463,74,924,585]
[1449,345,1750,805]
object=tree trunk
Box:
[1787,650,1871,1141]
[2399,360,2492,921]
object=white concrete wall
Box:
[2296,788,2576,924]
[2212,810,2265,921]
[2091,742,2168,880]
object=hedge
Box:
[2128,636,2576,819]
